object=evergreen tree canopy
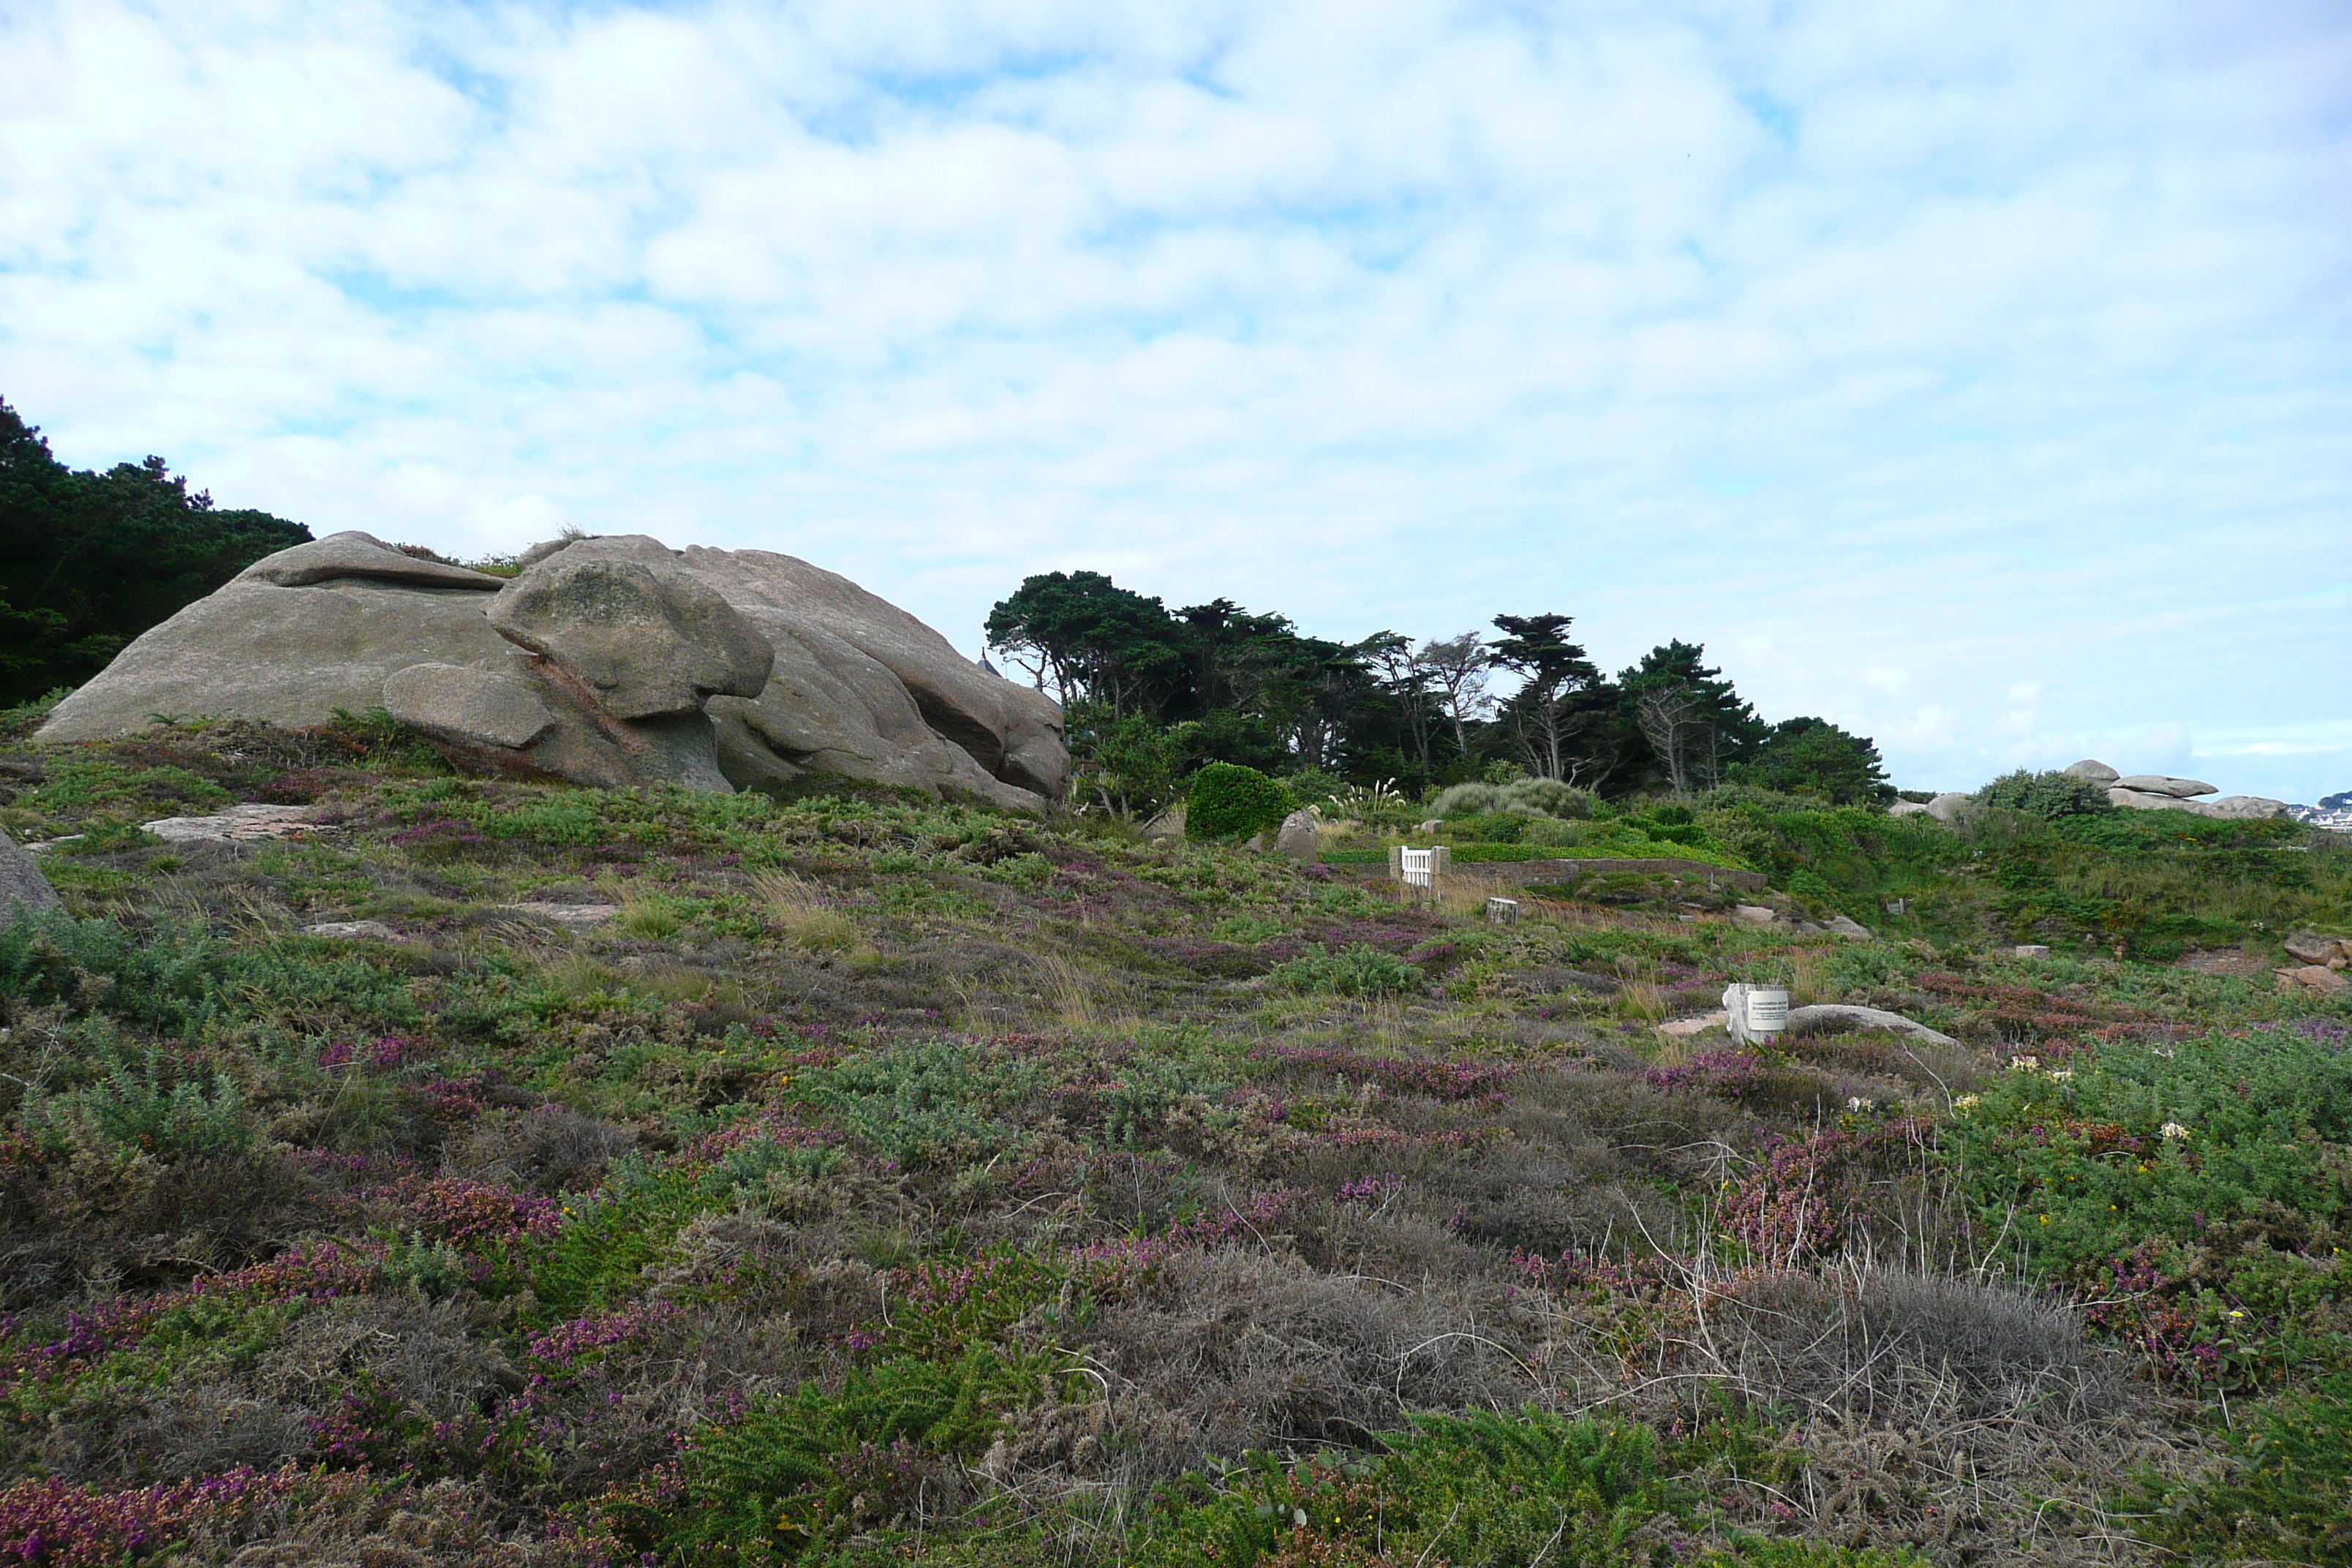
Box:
[1618,640,1764,794]
[1733,716,1895,804]
[1488,613,1607,785]
[1003,572,1919,809]
[0,397,310,705]
[983,570,1188,715]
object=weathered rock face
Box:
[2200,795,2291,820]
[39,534,515,736]
[1274,810,1321,862]
[2059,760,2286,821]
[1924,791,1976,823]
[0,831,61,922]
[537,537,1064,809]
[37,529,1066,810]
[2113,774,2217,799]
[486,554,771,721]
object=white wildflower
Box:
[2010,1055,2040,1072]
[2160,1121,2190,1140]
[1847,1096,1875,1113]
[1952,1095,1981,1114]
[2046,1068,2074,1082]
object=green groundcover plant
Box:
[0,710,2346,1567]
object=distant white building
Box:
[2287,792,2352,832]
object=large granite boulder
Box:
[2200,794,2289,820]
[2062,759,2121,783]
[2113,774,2217,799]
[1924,791,1977,823]
[539,537,1064,808]
[486,554,770,720]
[36,529,1066,810]
[39,533,516,736]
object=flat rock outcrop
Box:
[38,530,1066,810]
[2065,759,2286,820]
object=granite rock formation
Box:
[37,531,1066,809]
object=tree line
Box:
[986,569,1892,813]
[0,396,310,706]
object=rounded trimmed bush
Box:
[1498,777,1595,819]
[1431,782,1501,818]
[1185,763,1294,841]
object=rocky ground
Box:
[0,718,2348,1567]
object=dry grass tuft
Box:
[748,870,859,951]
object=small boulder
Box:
[1274,810,1322,862]
[1924,792,1975,823]
[2281,965,2348,995]
[2113,774,2217,799]
[143,804,319,845]
[1415,818,1446,835]
[1823,914,1874,941]
[1731,904,1780,927]
[487,555,772,720]
[1888,800,1930,817]
[382,664,557,751]
[2285,932,2348,965]
[2015,944,2051,958]
[0,830,64,922]
[2062,759,2120,783]
[304,921,400,941]
[502,901,620,928]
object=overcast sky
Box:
[3,1,2347,798]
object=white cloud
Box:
[1,0,2348,799]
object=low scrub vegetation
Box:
[0,716,2345,1565]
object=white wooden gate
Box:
[1399,847,1436,889]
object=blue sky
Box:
[2,0,2347,798]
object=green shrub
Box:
[1278,769,1349,807]
[0,686,69,740]
[1135,1408,1681,1567]
[1267,943,1424,998]
[1501,777,1596,818]
[1431,781,1499,818]
[18,755,233,824]
[20,1042,250,1158]
[1435,779,1594,821]
[1975,769,2114,819]
[608,1346,1052,1561]
[2130,1371,2352,1563]
[1186,763,1294,841]
[1452,811,1526,843]
[0,912,227,1035]
[792,1039,1044,1168]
